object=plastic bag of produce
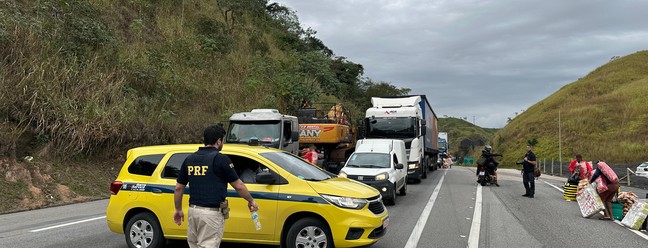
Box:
[621,200,648,230]
[576,183,605,218]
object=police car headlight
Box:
[375,172,389,181]
[338,171,347,178]
[320,194,368,209]
[408,163,419,169]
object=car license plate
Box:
[479,171,485,176]
[383,217,389,228]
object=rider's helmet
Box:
[485,145,492,151]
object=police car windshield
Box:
[346,153,390,168]
[260,152,333,181]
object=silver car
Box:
[636,162,648,178]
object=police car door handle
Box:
[152,189,162,193]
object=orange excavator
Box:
[297,103,357,173]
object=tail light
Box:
[110,181,123,195]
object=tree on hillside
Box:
[331,56,364,99]
[355,79,411,110]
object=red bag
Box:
[597,161,618,183]
[594,176,608,194]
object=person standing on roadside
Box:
[306,145,318,165]
[568,154,593,180]
[174,125,259,248]
[521,144,537,198]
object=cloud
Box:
[275,0,648,127]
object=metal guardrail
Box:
[538,159,638,187]
[619,168,635,187]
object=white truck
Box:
[225,109,300,154]
[339,139,407,205]
[364,95,439,183]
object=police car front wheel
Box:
[286,217,333,248]
[125,212,166,248]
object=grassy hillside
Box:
[438,117,498,161]
[493,51,648,166]
[0,0,410,212]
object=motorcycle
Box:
[477,162,497,186]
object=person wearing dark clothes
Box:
[173,125,259,247]
[476,145,502,186]
[521,145,537,198]
[589,161,620,221]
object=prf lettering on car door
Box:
[188,165,209,175]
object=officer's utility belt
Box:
[189,204,220,211]
[189,201,230,219]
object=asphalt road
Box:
[1,167,647,248]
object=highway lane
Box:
[1,167,646,248]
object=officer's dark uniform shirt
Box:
[523,151,537,173]
[177,147,238,208]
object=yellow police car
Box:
[106,144,388,248]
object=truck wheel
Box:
[286,218,333,248]
[125,212,165,248]
[399,179,407,195]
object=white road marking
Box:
[404,170,446,248]
[614,220,648,241]
[29,216,106,233]
[541,179,564,193]
[543,180,648,241]
[467,184,482,248]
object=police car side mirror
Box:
[395,163,404,170]
[256,171,275,184]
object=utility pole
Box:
[472,116,475,125]
[558,110,562,176]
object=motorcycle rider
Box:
[476,145,502,186]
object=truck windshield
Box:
[346,153,391,168]
[226,121,281,145]
[438,141,447,152]
[366,117,416,138]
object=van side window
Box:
[128,154,164,176]
[162,153,191,179]
[393,154,399,165]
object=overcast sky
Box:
[274,0,648,128]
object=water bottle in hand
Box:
[251,211,262,231]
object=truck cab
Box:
[364,96,439,183]
[339,139,408,206]
[226,109,300,154]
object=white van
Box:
[339,139,407,205]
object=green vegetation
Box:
[493,51,648,166]
[0,0,408,158]
[0,0,409,212]
[438,117,498,161]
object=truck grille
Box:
[348,175,376,181]
[367,195,385,215]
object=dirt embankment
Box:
[0,157,120,214]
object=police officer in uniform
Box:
[174,125,259,248]
[521,144,537,198]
